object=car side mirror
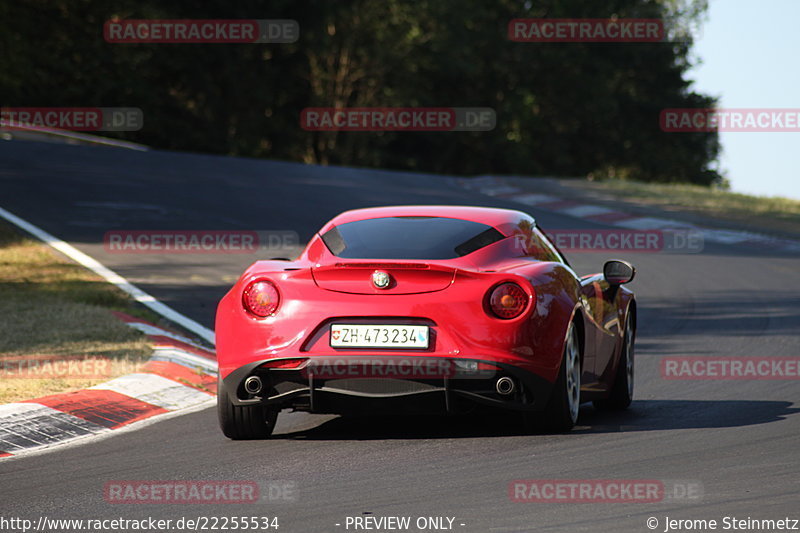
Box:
[603,260,635,285]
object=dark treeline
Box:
[0,0,720,184]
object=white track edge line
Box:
[1,122,150,151]
[0,399,215,461]
[0,206,215,345]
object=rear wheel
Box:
[525,322,581,433]
[594,314,634,410]
[217,378,279,439]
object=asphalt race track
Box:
[1,140,799,532]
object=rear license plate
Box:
[330,324,429,349]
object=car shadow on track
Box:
[271,399,799,440]
[573,399,799,434]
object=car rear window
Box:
[321,216,504,259]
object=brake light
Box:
[489,283,529,319]
[242,279,280,317]
[262,358,307,369]
[454,360,500,372]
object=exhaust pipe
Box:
[496,376,515,396]
[244,376,263,395]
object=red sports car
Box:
[215,206,636,438]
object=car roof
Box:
[320,205,535,236]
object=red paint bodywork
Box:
[215,206,635,411]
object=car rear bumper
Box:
[221,356,556,414]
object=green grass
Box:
[0,221,158,403]
[574,179,800,235]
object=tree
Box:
[0,0,720,185]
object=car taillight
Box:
[489,282,529,319]
[242,279,280,317]
[262,358,306,369]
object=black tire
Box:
[525,322,581,433]
[217,378,279,440]
[594,314,634,411]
